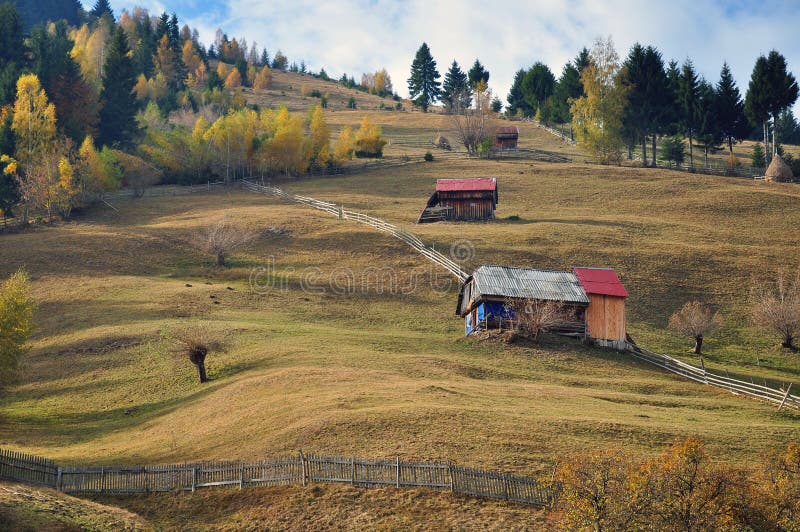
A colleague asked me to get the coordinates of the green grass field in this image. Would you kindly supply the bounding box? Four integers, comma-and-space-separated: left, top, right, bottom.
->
1, 78, 800, 528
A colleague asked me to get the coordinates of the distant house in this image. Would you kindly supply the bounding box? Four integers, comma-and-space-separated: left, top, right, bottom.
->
417, 178, 498, 223
493, 126, 519, 151
456, 265, 629, 348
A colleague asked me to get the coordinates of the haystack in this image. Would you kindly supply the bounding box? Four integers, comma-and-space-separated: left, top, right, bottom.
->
765, 154, 793, 182
434, 135, 451, 150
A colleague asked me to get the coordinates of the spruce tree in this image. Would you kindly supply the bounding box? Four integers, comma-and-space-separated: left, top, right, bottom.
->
0, 2, 24, 106
521, 62, 555, 118
764, 50, 799, 155
678, 60, 700, 169
407, 43, 440, 112
745, 55, 772, 166
467, 59, 489, 88
623, 44, 670, 166
441, 60, 471, 111
90, 0, 114, 20
99, 27, 138, 147
506, 69, 526, 116
551, 62, 582, 124
695, 79, 721, 167
715, 63, 747, 155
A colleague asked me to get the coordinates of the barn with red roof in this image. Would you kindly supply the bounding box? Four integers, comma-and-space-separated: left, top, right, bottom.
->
573, 267, 628, 348
418, 178, 498, 223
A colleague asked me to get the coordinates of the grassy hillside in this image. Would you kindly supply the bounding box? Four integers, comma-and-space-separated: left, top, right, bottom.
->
1, 70, 799, 526
0, 481, 149, 531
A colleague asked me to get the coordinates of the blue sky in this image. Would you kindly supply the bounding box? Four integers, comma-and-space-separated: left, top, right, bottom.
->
82, 1, 800, 105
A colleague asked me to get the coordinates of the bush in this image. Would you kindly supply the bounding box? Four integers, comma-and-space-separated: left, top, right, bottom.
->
424, 152, 433, 162
752, 143, 766, 168
347, 97, 357, 109
310, 89, 322, 98
660, 135, 686, 166
0, 269, 34, 385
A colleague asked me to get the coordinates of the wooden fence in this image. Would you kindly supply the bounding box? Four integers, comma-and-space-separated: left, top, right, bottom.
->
242, 179, 469, 281
0, 448, 559, 507
626, 344, 800, 410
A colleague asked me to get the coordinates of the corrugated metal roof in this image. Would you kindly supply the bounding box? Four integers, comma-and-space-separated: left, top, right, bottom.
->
472, 265, 589, 304
574, 267, 628, 298
436, 178, 496, 192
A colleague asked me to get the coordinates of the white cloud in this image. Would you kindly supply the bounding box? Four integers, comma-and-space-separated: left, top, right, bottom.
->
102, 0, 800, 105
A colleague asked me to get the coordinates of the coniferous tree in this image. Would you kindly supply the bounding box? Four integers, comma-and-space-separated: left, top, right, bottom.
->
99, 27, 138, 147
715, 63, 748, 155
695, 79, 722, 167
678, 60, 700, 169
506, 69, 526, 116
745, 55, 772, 166
623, 44, 670, 166
260, 48, 269, 67
407, 43, 440, 112
441, 60, 471, 111
551, 61, 582, 124
90, 0, 114, 20
664, 60, 682, 133
467, 59, 489, 88
764, 50, 799, 155
13, 0, 83, 30
521, 62, 555, 119
0, 2, 24, 107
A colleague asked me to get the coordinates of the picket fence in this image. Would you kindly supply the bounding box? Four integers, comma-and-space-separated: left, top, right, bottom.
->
0, 448, 559, 507
242, 179, 469, 281
626, 344, 800, 410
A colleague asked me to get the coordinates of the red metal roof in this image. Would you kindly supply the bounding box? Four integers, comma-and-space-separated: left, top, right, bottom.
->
436, 178, 497, 192
573, 267, 628, 298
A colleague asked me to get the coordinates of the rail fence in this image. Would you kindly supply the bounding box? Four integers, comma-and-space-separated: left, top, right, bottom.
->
0, 448, 559, 507
242, 179, 469, 281
626, 344, 800, 410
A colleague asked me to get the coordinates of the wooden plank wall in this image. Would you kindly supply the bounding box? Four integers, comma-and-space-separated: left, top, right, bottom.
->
586, 294, 626, 342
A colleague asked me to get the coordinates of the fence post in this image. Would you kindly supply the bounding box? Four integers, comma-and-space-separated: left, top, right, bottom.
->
396, 457, 400, 488
56, 467, 62, 491
240, 462, 245, 489
191, 466, 196, 492
448, 462, 455, 493
779, 383, 794, 411
351, 457, 355, 485
299, 450, 306, 486
100, 466, 104, 492
503, 474, 509, 501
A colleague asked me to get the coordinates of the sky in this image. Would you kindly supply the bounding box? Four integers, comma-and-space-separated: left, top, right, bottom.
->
82, 0, 800, 105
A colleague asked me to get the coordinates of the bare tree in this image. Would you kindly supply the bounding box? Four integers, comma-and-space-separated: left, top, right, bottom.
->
171, 324, 214, 383
751, 271, 800, 349
450, 81, 494, 156
668, 301, 722, 355
507, 298, 574, 343
193, 216, 259, 266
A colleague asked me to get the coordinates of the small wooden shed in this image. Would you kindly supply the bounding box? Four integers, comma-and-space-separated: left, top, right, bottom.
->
418, 178, 498, 223
456, 265, 589, 336
494, 126, 519, 151
573, 267, 628, 349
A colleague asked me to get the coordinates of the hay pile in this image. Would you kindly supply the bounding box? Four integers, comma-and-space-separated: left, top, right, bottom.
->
765, 155, 793, 182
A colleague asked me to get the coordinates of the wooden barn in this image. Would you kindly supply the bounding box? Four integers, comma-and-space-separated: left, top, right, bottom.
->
456, 266, 589, 336
456, 265, 629, 348
417, 178, 498, 223
573, 267, 628, 349
494, 126, 519, 151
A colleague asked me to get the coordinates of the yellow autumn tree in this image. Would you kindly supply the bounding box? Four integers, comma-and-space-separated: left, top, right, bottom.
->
12, 74, 56, 167
69, 20, 111, 91
224, 68, 242, 90
263, 107, 308, 175
78, 136, 120, 194
307, 105, 330, 170
203, 108, 258, 182
54, 156, 78, 217
570, 36, 629, 164
182, 40, 203, 86
216, 62, 232, 80
333, 125, 355, 161
253, 66, 272, 90
354, 115, 386, 157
